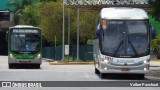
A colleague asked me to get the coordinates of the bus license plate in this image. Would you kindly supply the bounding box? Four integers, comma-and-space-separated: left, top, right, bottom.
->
21, 60, 29, 63
121, 68, 130, 71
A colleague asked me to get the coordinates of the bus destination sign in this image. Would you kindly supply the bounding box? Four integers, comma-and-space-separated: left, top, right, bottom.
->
13, 29, 39, 33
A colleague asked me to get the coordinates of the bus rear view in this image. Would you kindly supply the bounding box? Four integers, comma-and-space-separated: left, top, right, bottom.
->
8, 25, 42, 68
94, 7, 153, 79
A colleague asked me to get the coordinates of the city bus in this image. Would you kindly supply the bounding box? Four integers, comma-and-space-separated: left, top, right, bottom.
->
8, 25, 42, 68
94, 7, 155, 78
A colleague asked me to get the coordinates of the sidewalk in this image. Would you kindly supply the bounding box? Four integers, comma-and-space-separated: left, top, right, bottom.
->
150, 61, 160, 67
149, 61, 160, 77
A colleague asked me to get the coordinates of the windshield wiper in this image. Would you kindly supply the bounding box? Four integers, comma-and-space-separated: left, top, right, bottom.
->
17, 33, 23, 43
128, 40, 138, 57
113, 40, 124, 57
16, 33, 25, 52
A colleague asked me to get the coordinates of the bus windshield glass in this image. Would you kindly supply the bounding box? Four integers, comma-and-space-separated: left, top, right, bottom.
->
10, 29, 40, 52
100, 20, 149, 57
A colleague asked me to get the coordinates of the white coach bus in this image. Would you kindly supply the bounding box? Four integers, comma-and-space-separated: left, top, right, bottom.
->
94, 7, 155, 78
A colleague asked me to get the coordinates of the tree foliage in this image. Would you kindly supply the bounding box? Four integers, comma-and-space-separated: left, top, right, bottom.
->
22, 4, 40, 26
150, 0, 160, 58
40, 0, 57, 2
151, 34, 160, 59
10, 0, 98, 45
39, 1, 63, 44
70, 11, 97, 44
151, 0, 160, 21
8, 0, 38, 24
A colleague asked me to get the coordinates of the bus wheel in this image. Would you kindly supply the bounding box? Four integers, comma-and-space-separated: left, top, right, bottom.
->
137, 74, 145, 79
95, 68, 100, 74
9, 64, 14, 69
100, 73, 106, 78
35, 64, 40, 69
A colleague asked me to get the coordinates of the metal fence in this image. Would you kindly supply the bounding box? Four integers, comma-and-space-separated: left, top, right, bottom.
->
42, 45, 93, 61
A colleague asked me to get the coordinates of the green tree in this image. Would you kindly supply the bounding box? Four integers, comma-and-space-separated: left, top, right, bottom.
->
8, 0, 38, 24
19, 0, 98, 45
79, 11, 98, 44
40, 0, 57, 2
22, 4, 40, 26
70, 10, 98, 44
150, 0, 160, 59
151, 34, 160, 59
151, 0, 160, 21
38, 1, 64, 44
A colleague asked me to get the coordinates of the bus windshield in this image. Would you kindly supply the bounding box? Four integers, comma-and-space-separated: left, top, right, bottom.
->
100, 20, 149, 58
10, 29, 41, 52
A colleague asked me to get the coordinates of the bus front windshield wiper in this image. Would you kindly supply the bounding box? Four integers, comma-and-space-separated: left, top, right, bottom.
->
17, 33, 22, 44
113, 40, 124, 57
128, 40, 138, 57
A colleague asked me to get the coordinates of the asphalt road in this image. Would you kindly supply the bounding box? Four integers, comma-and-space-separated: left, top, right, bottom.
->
0, 56, 160, 90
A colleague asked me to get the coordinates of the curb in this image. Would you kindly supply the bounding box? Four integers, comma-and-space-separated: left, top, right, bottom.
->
150, 66, 160, 67
49, 61, 94, 65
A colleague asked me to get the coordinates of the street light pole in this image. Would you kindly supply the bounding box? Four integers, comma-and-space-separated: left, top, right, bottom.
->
55, 36, 56, 60
68, 8, 70, 45
77, 9, 80, 60
62, 0, 65, 60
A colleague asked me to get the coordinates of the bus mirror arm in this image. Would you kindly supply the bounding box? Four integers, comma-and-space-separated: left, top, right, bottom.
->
150, 25, 156, 39
96, 24, 101, 39
6, 31, 8, 42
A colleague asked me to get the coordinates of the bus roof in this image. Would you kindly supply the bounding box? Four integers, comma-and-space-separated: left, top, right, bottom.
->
100, 7, 148, 20
10, 25, 40, 29
0, 11, 10, 12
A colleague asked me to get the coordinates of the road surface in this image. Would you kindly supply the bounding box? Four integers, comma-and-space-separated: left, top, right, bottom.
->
0, 56, 160, 90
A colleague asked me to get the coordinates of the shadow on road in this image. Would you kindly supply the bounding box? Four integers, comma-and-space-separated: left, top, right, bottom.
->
9, 64, 41, 69
96, 74, 148, 80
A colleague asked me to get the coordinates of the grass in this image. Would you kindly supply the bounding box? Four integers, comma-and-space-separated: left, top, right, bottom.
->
64, 56, 74, 61
64, 56, 93, 62
49, 61, 94, 65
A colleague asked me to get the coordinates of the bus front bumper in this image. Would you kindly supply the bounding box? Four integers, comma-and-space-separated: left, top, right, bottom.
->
99, 63, 150, 74
8, 56, 42, 64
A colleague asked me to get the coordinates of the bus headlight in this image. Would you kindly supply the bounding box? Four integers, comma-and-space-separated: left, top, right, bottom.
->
10, 54, 13, 58
36, 54, 41, 59
143, 60, 147, 64
10, 54, 15, 58
103, 59, 108, 63
139, 60, 149, 64
144, 68, 147, 71
143, 59, 149, 64
102, 59, 109, 63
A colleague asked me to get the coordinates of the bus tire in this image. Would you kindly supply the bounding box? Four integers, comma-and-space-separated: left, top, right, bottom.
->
100, 72, 106, 78
9, 64, 13, 69
95, 68, 100, 74
36, 64, 40, 69
138, 74, 145, 79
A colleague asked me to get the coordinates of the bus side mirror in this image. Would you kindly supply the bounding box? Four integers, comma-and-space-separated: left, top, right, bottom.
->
150, 25, 156, 39
6, 31, 8, 42
96, 23, 102, 39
